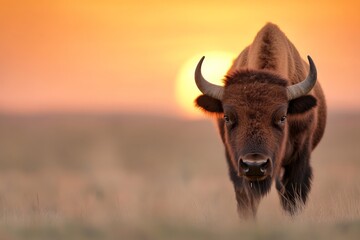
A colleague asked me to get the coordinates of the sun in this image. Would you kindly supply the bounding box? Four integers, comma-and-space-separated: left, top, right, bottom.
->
175, 51, 234, 118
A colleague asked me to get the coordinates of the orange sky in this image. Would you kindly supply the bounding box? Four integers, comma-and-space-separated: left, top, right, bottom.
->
0, 0, 359, 117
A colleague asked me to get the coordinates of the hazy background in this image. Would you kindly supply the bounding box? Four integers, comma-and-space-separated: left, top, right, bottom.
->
1, 0, 360, 115
0, 0, 360, 239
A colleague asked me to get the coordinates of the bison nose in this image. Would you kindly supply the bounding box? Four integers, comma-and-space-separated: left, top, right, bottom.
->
238, 153, 272, 178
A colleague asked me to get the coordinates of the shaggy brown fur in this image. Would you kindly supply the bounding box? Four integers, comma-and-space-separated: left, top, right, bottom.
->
195, 23, 327, 218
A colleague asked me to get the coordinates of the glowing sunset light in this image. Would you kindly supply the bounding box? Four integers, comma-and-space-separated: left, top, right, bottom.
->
175, 52, 234, 118
0, 0, 359, 116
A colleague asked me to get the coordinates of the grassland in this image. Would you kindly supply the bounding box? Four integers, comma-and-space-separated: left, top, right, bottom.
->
0, 112, 359, 239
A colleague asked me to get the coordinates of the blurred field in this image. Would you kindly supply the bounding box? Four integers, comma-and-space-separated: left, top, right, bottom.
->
0, 112, 359, 239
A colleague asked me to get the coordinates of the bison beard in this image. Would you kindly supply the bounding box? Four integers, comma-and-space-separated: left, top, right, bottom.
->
193, 23, 327, 219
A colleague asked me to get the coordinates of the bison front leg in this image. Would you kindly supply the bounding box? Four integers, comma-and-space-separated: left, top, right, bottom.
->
227, 156, 260, 218
234, 185, 260, 219
276, 151, 313, 215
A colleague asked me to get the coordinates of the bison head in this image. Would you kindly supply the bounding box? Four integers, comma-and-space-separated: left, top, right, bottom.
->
194, 56, 317, 195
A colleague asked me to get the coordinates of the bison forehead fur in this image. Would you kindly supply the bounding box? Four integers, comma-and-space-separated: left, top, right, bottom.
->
223, 70, 288, 106
194, 23, 327, 219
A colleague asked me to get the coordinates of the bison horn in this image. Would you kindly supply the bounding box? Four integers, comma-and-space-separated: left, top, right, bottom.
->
287, 56, 317, 100
195, 56, 224, 100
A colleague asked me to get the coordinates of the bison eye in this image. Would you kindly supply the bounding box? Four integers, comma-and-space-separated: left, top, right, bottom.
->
277, 116, 286, 127
273, 114, 287, 130
224, 114, 236, 127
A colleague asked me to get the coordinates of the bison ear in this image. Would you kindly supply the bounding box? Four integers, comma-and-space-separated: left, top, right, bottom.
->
195, 95, 223, 114
288, 95, 317, 115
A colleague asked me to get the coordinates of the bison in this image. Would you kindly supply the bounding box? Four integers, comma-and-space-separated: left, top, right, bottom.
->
194, 23, 326, 218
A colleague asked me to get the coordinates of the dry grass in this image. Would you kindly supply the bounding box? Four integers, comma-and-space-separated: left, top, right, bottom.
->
0, 113, 359, 239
